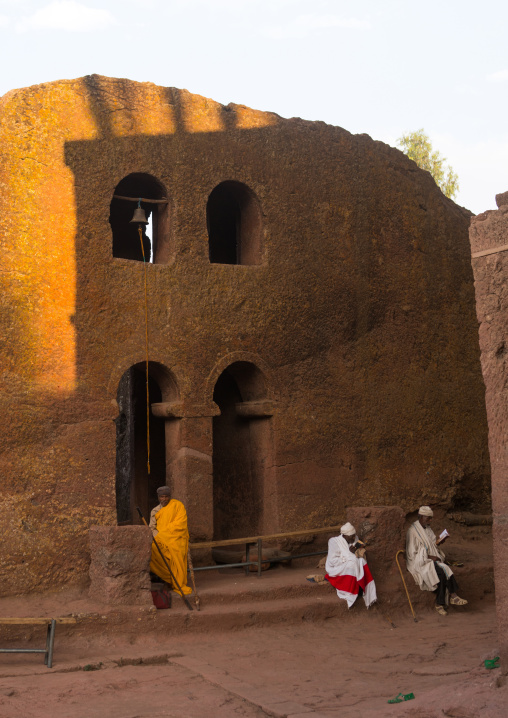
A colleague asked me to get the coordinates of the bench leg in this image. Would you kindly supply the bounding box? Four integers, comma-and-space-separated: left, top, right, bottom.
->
44, 619, 56, 668
245, 543, 251, 576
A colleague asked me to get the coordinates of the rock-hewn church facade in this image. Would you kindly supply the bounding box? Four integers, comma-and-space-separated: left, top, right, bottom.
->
0, 75, 489, 595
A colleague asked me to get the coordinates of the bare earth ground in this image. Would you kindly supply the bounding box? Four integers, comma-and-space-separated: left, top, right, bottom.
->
0, 525, 503, 718
0, 602, 503, 718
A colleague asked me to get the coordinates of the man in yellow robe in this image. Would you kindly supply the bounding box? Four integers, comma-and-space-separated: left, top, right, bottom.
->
149, 486, 192, 595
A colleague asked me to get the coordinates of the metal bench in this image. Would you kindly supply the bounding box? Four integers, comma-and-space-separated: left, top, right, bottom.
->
0, 617, 77, 668
190, 525, 342, 577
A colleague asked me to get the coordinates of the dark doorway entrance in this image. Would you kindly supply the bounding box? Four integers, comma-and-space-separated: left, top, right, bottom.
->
115, 364, 167, 524
212, 362, 271, 540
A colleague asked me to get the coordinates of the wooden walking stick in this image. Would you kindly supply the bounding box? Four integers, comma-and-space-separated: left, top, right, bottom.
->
137, 507, 193, 611
187, 550, 201, 611
396, 550, 417, 622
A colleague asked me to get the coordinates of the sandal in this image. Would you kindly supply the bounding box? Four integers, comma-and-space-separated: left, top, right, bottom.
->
388, 692, 415, 704
449, 596, 468, 606
485, 657, 500, 670
306, 574, 326, 584
435, 605, 447, 616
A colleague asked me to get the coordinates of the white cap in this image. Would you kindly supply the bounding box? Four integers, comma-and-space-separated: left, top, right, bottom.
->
340, 522, 356, 536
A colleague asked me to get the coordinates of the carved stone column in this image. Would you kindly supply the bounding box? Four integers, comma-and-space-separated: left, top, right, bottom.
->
151, 402, 219, 542
470, 191, 508, 668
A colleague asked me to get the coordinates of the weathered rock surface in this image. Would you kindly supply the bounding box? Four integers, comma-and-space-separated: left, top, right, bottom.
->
347, 505, 406, 580
0, 75, 490, 595
470, 191, 508, 667
88, 526, 152, 605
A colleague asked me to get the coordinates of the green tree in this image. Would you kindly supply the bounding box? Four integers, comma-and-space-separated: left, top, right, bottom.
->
397, 129, 459, 200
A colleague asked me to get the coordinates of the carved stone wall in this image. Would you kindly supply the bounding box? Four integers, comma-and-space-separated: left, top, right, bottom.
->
0, 75, 490, 595
470, 191, 508, 664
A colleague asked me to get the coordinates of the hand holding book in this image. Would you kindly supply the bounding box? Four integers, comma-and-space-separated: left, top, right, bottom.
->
436, 529, 449, 545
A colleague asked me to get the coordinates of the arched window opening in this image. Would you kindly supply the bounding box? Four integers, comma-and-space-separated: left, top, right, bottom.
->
110, 173, 168, 263
207, 181, 263, 265
115, 362, 178, 524
212, 362, 271, 540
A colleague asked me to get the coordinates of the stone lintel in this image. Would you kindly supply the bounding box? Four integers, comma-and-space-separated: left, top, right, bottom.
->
235, 400, 276, 418
151, 402, 220, 418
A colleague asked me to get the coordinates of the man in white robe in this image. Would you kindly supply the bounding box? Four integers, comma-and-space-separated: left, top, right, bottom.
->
325, 522, 377, 608
406, 506, 467, 616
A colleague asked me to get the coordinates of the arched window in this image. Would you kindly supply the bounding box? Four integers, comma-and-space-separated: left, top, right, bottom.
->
110, 173, 169, 263
207, 181, 263, 265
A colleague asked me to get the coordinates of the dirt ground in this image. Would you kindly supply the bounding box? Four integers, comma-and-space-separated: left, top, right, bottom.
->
0, 597, 504, 718
0, 522, 501, 717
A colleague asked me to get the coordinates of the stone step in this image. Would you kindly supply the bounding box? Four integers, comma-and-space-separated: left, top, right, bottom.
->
0, 559, 493, 649
183, 565, 333, 606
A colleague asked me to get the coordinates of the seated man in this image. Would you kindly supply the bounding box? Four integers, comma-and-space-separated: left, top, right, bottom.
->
149, 486, 192, 595
406, 505, 467, 616
325, 522, 377, 608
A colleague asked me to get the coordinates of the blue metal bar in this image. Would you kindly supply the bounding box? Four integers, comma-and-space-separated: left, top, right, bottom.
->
0, 649, 46, 654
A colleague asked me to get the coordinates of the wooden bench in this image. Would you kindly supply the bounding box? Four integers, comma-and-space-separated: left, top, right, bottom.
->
0, 617, 77, 668
190, 525, 342, 577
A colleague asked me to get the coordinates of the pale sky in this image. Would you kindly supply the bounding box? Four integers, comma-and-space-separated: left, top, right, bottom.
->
0, 0, 506, 214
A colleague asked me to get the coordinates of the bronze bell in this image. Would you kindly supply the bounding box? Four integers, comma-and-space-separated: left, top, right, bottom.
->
130, 205, 148, 224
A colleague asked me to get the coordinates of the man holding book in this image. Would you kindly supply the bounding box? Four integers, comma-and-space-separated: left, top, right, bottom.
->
406, 506, 467, 616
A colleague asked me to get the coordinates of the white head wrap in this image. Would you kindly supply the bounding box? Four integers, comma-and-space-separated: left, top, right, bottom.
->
340, 522, 356, 536
418, 506, 433, 517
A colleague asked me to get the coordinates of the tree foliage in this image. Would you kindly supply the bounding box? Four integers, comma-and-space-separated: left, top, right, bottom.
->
397, 129, 459, 200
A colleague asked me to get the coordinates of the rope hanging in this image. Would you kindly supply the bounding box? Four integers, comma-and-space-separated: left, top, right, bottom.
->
137, 215, 151, 475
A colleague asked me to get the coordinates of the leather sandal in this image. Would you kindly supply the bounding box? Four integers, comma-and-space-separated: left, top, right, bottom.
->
449, 596, 468, 606
435, 605, 447, 616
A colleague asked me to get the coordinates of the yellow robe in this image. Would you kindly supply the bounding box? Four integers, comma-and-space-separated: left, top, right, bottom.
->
150, 500, 192, 595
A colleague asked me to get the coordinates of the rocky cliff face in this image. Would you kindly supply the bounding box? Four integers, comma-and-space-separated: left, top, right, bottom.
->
0, 75, 490, 595
470, 191, 508, 662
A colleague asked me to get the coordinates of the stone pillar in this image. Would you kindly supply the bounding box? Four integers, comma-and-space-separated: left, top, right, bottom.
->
89, 526, 152, 606
152, 401, 218, 542
346, 506, 406, 585
470, 191, 508, 668
172, 416, 214, 540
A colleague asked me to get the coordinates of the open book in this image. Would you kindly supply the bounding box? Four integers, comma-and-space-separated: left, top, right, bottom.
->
436, 529, 449, 545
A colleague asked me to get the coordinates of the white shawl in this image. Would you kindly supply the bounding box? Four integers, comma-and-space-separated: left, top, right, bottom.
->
325, 535, 361, 577
406, 520, 452, 592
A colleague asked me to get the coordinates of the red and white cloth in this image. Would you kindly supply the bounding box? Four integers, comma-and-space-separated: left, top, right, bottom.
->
325, 535, 377, 608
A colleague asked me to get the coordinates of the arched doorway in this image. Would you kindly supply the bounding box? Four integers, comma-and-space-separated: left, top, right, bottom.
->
212, 362, 272, 540
115, 362, 178, 524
